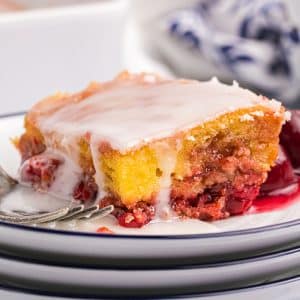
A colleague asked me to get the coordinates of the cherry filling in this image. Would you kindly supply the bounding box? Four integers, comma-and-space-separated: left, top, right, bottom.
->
20, 153, 98, 202
280, 110, 300, 169
20, 154, 62, 190
171, 173, 262, 220
171, 137, 267, 219
226, 184, 259, 215
117, 209, 152, 228
96, 226, 115, 234
73, 175, 98, 202
114, 203, 155, 228
258, 110, 300, 199
100, 197, 155, 228
254, 110, 300, 211
259, 145, 297, 196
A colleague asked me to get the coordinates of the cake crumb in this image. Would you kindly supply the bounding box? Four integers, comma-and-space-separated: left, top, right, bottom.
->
143, 74, 157, 83
265, 99, 282, 113
232, 80, 239, 87
186, 135, 196, 141
284, 110, 291, 121
240, 114, 254, 122
211, 76, 220, 83
251, 111, 264, 117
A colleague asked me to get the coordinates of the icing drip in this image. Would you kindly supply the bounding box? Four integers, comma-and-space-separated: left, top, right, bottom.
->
152, 140, 181, 220
49, 153, 81, 199
89, 136, 106, 200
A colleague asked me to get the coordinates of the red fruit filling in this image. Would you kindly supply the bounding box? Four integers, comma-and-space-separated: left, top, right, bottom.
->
280, 110, 300, 169
253, 179, 300, 213
118, 211, 149, 228
20, 154, 98, 202
260, 145, 297, 196
171, 141, 265, 220
73, 175, 98, 202
20, 154, 62, 190
96, 226, 114, 234
100, 197, 155, 228
226, 184, 259, 215
172, 172, 262, 220
116, 204, 155, 228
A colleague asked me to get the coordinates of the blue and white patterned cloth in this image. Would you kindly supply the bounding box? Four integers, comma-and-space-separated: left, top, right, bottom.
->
165, 0, 300, 103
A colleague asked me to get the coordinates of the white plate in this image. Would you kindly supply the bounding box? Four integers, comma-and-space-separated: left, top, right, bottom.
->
1, 276, 300, 300
1, 114, 300, 267
1, 247, 300, 297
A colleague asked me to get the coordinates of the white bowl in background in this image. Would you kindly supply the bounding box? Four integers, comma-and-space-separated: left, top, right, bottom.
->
0, 0, 128, 114
6, 0, 105, 10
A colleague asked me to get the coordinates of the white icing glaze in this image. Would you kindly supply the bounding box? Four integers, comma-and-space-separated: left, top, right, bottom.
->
49, 154, 82, 199
37, 77, 281, 152
0, 187, 69, 214
31, 76, 283, 219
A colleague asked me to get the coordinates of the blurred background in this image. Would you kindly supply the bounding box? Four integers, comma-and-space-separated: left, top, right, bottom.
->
0, 0, 300, 115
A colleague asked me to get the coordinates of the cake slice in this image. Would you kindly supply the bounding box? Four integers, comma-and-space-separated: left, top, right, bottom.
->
14, 71, 286, 227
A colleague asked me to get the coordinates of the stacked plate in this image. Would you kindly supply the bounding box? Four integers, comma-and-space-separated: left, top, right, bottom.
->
1, 114, 300, 299
1, 221, 300, 299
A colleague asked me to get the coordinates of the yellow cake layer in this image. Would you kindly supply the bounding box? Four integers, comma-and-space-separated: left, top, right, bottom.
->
97, 105, 283, 206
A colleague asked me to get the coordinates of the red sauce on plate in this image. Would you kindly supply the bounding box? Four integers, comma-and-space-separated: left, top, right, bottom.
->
252, 181, 300, 213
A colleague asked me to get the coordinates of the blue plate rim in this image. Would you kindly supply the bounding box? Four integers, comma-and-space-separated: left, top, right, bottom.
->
1, 111, 300, 240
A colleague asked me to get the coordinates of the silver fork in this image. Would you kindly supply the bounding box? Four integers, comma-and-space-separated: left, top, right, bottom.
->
0, 166, 114, 225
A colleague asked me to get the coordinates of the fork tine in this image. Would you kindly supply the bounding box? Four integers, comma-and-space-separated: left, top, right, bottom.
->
61, 204, 100, 221
0, 165, 17, 197
77, 204, 100, 219
12, 210, 49, 216
0, 204, 114, 225
0, 166, 18, 186
79, 205, 114, 220
0, 207, 70, 224
0, 164, 114, 225
55, 205, 85, 222
30, 208, 70, 224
